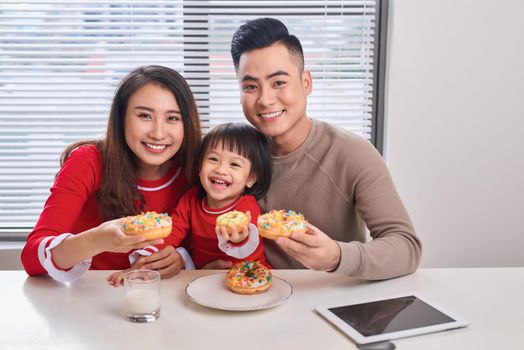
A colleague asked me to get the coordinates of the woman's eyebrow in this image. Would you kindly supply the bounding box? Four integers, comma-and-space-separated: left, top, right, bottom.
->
134, 106, 181, 114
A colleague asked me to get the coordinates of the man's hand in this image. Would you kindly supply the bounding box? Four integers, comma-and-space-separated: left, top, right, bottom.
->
276, 222, 341, 271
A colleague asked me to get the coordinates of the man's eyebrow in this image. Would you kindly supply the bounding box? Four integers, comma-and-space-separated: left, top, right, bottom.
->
241, 74, 258, 83
241, 70, 291, 83
267, 70, 290, 79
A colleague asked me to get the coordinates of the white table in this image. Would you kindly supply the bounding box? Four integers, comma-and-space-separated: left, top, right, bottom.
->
1, 268, 522, 350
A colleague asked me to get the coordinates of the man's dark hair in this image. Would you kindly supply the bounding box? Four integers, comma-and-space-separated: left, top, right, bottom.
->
231, 17, 304, 71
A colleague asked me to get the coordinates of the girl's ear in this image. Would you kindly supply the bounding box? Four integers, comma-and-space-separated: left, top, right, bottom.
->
246, 175, 257, 188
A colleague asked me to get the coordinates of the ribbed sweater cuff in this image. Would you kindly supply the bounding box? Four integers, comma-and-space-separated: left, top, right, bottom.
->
331, 241, 363, 276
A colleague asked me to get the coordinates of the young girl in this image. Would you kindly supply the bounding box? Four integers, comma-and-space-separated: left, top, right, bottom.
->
21, 65, 201, 282
108, 122, 272, 285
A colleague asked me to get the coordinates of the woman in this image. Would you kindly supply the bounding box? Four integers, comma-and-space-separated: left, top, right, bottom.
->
21, 65, 201, 282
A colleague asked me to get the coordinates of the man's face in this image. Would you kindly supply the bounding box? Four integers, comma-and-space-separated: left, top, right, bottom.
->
236, 43, 312, 141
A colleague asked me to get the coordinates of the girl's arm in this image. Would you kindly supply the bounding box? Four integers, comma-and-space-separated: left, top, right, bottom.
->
216, 196, 263, 260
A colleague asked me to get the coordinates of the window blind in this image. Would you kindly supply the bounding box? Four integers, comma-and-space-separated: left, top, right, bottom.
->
0, 0, 379, 236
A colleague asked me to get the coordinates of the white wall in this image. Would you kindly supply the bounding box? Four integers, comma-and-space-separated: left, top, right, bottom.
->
386, 0, 524, 267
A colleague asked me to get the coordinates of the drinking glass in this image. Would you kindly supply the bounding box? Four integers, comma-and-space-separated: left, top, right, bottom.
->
123, 269, 161, 322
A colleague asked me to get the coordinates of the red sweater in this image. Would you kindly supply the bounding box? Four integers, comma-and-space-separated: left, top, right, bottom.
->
166, 187, 266, 269
21, 145, 189, 275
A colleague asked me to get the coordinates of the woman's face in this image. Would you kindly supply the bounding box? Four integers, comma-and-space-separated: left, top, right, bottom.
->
124, 83, 184, 179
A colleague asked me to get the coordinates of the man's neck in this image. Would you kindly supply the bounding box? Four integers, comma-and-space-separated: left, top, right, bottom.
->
272, 117, 312, 156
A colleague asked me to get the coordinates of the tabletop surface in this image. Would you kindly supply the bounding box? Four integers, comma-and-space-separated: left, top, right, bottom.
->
1, 268, 523, 350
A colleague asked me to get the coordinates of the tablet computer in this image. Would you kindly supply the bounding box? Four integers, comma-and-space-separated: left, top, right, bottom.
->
316, 293, 469, 344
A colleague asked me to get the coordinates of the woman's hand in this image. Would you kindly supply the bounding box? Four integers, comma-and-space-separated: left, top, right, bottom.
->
93, 218, 165, 254
106, 246, 183, 287
131, 246, 184, 279
215, 211, 251, 243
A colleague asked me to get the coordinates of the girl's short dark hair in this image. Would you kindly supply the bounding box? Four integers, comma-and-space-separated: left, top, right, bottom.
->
231, 17, 304, 71
197, 123, 272, 200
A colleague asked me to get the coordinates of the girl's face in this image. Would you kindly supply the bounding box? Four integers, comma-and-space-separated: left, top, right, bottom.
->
199, 142, 256, 209
124, 83, 184, 180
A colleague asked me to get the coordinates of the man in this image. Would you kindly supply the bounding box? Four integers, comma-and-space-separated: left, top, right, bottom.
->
230, 18, 421, 280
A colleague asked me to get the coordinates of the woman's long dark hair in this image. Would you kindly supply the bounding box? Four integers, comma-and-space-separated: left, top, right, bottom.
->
61, 66, 201, 220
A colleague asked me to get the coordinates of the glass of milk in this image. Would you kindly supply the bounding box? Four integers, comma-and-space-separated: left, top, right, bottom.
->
123, 269, 161, 322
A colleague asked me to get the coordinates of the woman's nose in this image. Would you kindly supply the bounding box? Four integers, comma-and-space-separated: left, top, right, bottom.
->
149, 120, 165, 139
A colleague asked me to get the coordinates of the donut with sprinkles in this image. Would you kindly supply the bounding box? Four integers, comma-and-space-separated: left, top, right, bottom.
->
121, 211, 172, 240
216, 210, 249, 235
257, 209, 307, 240
226, 261, 272, 295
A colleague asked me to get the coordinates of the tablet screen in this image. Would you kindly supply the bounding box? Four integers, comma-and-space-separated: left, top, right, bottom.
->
328, 295, 456, 337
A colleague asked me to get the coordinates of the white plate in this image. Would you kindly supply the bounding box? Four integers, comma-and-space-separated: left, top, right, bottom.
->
185, 273, 293, 311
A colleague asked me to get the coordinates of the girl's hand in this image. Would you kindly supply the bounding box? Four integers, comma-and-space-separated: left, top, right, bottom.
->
215, 211, 251, 243
107, 268, 132, 287
93, 218, 164, 254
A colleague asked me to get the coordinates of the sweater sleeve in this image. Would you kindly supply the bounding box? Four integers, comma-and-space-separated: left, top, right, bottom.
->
21, 146, 101, 276
164, 187, 196, 248
333, 139, 422, 280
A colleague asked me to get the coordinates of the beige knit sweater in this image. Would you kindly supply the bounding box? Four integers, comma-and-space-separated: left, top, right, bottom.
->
259, 119, 422, 280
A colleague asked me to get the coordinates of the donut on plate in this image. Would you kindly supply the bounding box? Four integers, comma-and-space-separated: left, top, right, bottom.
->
216, 210, 249, 234
225, 261, 272, 295
257, 209, 307, 240
122, 211, 172, 240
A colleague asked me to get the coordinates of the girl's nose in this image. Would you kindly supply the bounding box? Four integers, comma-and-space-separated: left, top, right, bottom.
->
214, 162, 227, 174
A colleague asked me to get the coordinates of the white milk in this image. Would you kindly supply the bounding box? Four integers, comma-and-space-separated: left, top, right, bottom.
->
124, 289, 160, 314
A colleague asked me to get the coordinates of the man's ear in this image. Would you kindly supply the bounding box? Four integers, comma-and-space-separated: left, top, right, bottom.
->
302, 70, 313, 95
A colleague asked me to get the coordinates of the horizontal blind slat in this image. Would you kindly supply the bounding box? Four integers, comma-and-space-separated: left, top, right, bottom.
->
0, 0, 378, 231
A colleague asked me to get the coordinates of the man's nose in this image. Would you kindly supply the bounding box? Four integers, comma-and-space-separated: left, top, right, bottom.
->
257, 86, 276, 107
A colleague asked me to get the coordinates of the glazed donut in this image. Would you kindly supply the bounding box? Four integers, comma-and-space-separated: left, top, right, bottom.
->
216, 210, 249, 234
226, 261, 272, 295
122, 211, 172, 240
257, 209, 307, 240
